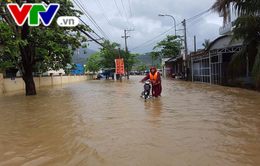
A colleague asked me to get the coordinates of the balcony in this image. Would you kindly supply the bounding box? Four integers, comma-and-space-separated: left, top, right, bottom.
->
219, 22, 232, 35
219, 11, 224, 17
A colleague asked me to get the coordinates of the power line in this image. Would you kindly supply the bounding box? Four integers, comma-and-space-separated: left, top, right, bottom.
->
128, 0, 134, 29
187, 12, 211, 29
94, 0, 120, 38
131, 9, 212, 51
187, 12, 208, 25
114, 0, 129, 29
121, 0, 131, 28
73, 0, 110, 41
186, 9, 210, 22
75, 0, 108, 40
78, 0, 106, 40
132, 26, 183, 50
131, 23, 182, 51
42, 0, 106, 48
53, 0, 106, 41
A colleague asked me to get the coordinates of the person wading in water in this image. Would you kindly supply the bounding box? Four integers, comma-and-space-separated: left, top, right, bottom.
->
140, 67, 162, 97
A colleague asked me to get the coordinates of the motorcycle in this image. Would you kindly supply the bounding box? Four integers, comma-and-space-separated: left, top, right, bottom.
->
140, 80, 152, 102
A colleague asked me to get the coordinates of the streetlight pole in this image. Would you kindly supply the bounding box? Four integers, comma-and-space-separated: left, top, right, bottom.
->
158, 13, 176, 36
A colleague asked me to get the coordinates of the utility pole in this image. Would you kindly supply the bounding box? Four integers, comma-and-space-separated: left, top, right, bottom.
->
118, 48, 122, 82
194, 36, 196, 54
192, 35, 196, 82
182, 19, 188, 81
77, 48, 79, 64
122, 29, 134, 79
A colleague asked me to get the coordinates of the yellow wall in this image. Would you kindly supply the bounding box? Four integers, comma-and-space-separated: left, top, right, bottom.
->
0, 74, 95, 93
3, 77, 24, 92
62, 76, 68, 84
0, 73, 4, 93
41, 77, 52, 87
53, 76, 61, 85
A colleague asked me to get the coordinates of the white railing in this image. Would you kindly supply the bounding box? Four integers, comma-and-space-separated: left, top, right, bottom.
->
219, 22, 232, 35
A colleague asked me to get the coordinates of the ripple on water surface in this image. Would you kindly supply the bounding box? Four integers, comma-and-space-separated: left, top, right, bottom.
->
0, 77, 260, 166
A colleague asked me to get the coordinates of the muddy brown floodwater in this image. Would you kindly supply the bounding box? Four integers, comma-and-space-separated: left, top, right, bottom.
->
0, 76, 260, 166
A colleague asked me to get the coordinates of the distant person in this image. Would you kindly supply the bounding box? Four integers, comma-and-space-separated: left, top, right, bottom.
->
140, 67, 162, 97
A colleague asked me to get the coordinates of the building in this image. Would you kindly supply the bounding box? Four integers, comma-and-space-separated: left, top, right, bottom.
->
161, 58, 171, 77
191, 35, 244, 85
162, 49, 186, 78
219, 3, 238, 35
166, 55, 184, 75
189, 5, 256, 86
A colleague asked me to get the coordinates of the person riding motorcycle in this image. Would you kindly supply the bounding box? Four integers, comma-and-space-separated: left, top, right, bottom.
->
140, 67, 162, 97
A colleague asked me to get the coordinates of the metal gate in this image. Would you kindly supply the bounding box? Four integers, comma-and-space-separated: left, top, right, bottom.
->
210, 53, 222, 85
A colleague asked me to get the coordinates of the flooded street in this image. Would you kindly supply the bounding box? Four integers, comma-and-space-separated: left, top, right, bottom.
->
0, 76, 260, 166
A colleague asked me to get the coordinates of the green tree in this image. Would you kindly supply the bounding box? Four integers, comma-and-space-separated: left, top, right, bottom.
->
149, 51, 161, 66
122, 48, 140, 79
202, 39, 211, 48
154, 64, 161, 70
0, 0, 89, 95
153, 35, 183, 58
98, 40, 120, 68
97, 40, 140, 79
136, 64, 148, 72
212, 0, 260, 89
84, 53, 101, 73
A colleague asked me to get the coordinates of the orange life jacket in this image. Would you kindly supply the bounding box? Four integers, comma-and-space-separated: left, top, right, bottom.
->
150, 71, 160, 85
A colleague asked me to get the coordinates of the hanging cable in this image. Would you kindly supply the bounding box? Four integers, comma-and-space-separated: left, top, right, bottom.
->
128, 0, 134, 29
114, 0, 129, 29
131, 23, 182, 51
73, 0, 110, 41
121, 0, 131, 28
94, 0, 120, 38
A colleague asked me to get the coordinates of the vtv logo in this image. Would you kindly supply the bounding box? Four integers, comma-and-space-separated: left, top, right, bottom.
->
7, 3, 78, 27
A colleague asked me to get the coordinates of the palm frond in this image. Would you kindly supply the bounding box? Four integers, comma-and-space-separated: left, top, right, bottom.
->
252, 45, 260, 90
231, 14, 260, 64
229, 46, 247, 76
235, 0, 260, 15
211, 0, 240, 23
211, 0, 260, 23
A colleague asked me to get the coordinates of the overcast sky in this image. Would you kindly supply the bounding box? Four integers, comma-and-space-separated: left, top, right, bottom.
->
73, 0, 223, 54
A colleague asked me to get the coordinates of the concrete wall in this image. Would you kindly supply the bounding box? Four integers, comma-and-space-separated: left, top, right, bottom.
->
0, 73, 4, 93
0, 74, 97, 93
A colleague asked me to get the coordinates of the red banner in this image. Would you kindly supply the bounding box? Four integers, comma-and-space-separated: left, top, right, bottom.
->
115, 59, 124, 74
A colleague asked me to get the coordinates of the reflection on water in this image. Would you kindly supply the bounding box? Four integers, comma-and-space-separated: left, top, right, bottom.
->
0, 77, 260, 166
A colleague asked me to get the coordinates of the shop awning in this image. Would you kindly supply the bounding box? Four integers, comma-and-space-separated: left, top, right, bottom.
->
167, 58, 177, 62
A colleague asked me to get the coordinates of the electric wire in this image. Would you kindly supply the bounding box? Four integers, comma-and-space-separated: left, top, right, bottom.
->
128, 0, 134, 29
73, 0, 110, 41
131, 9, 212, 51
121, 0, 131, 28
131, 23, 182, 51
114, 0, 129, 29
94, 0, 121, 38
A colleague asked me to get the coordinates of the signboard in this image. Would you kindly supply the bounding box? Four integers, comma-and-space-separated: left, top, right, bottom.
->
115, 59, 124, 74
